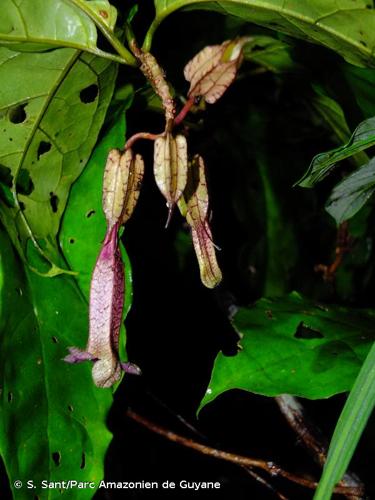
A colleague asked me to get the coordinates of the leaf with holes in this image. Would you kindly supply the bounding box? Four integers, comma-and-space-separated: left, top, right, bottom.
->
0, 226, 113, 500
0, 47, 117, 274
152, 1, 375, 68
0, 0, 117, 53
326, 157, 375, 223
200, 293, 375, 410
298, 116, 375, 187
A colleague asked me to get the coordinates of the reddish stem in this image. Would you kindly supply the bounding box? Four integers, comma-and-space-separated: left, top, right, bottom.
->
174, 96, 196, 126
125, 131, 164, 150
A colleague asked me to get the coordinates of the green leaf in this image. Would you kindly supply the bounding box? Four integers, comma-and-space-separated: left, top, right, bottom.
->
314, 341, 375, 500
200, 293, 375, 409
0, 0, 117, 53
298, 116, 375, 187
257, 153, 297, 296
326, 157, 375, 223
308, 85, 352, 146
342, 64, 375, 118
0, 225, 113, 499
149, 0, 375, 68
0, 47, 117, 274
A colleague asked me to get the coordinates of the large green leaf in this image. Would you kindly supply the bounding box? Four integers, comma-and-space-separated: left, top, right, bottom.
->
298, 116, 375, 187
0, 226, 113, 499
0, 46, 117, 274
149, 0, 375, 68
314, 341, 375, 499
0, 0, 117, 53
200, 293, 375, 409
326, 156, 375, 223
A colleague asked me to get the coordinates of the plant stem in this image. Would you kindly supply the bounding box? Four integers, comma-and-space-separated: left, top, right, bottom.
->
67, 0, 138, 66
125, 131, 164, 150
126, 409, 363, 496
174, 96, 196, 126
275, 395, 363, 498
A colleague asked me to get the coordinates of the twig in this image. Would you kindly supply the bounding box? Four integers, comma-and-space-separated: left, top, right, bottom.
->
275, 395, 327, 465
144, 390, 287, 499
241, 466, 289, 500
275, 395, 364, 499
314, 221, 353, 282
126, 409, 363, 496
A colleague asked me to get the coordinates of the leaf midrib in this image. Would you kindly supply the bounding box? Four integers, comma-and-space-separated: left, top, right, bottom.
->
10, 49, 81, 252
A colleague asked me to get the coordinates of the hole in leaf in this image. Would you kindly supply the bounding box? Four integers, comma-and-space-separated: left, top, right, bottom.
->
68, 405, 74, 412
9, 104, 27, 124
80, 452, 86, 469
7, 392, 13, 403
294, 322, 324, 339
37, 141, 51, 160
0, 165, 13, 187
19, 201, 25, 211
17, 169, 34, 195
69, 238, 75, 244
86, 209, 96, 218
52, 452, 61, 466
49, 192, 58, 213
52, 336, 58, 344
80, 84, 99, 103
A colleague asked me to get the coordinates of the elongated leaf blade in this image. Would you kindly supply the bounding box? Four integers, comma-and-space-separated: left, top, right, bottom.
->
298, 116, 375, 187
0, 47, 117, 272
0, 0, 117, 52
0, 227, 113, 499
314, 341, 375, 500
154, 1, 375, 68
200, 293, 375, 410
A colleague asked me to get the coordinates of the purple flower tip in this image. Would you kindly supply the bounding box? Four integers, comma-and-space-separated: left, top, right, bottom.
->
121, 362, 142, 376
63, 347, 97, 364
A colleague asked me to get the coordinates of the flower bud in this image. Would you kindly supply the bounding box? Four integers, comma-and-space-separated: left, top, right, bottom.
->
154, 133, 187, 225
